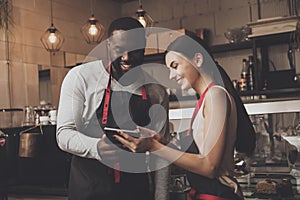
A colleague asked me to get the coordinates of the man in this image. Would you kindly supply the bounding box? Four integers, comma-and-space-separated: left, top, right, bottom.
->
56, 17, 170, 200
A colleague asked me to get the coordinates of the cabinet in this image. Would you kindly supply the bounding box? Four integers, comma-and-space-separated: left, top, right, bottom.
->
211, 31, 300, 99
0, 125, 70, 195
144, 30, 300, 102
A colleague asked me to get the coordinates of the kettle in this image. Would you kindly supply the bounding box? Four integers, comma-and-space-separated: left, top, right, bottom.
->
22, 106, 34, 126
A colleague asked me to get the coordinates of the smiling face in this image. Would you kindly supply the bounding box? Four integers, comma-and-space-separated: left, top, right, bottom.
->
165, 51, 201, 91
109, 30, 145, 80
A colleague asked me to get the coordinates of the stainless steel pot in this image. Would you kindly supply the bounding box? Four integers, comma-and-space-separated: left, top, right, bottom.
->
18, 132, 42, 158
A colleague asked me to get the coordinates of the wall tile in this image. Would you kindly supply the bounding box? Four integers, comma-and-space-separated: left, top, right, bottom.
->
0, 84, 10, 108
181, 13, 214, 35
24, 63, 39, 106
172, 1, 185, 19
195, 0, 211, 14
10, 4, 21, 26
9, 25, 23, 44
9, 42, 23, 62
121, 1, 137, 17
151, 0, 173, 21
10, 62, 26, 108
12, 0, 36, 11
0, 41, 6, 60
0, 61, 10, 108
50, 67, 69, 107
0, 29, 5, 42
182, 0, 198, 17
21, 27, 43, 47
62, 36, 94, 55
22, 45, 51, 65
220, 0, 249, 10
215, 7, 249, 37
156, 19, 181, 30
207, 0, 221, 13
18, 8, 49, 31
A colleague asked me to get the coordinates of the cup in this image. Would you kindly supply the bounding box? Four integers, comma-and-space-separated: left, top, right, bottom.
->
48, 110, 57, 125
39, 116, 49, 125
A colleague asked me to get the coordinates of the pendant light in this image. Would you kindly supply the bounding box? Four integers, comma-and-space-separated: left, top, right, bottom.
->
136, 0, 154, 27
40, 0, 64, 53
81, 0, 105, 44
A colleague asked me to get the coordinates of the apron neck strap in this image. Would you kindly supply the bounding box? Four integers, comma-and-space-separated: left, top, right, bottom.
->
102, 63, 112, 125
187, 82, 215, 136
101, 63, 147, 125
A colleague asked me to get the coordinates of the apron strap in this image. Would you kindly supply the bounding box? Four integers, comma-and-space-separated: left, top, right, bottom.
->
189, 188, 231, 200
102, 64, 147, 125
187, 82, 215, 136
102, 64, 112, 125
101, 63, 147, 183
142, 86, 147, 100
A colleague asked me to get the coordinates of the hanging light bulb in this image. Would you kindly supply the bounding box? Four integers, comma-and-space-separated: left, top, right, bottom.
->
81, 14, 105, 44
136, 0, 154, 27
40, 0, 64, 53
137, 14, 147, 27
88, 24, 98, 36
81, 0, 105, 44
48, 32, 57, 44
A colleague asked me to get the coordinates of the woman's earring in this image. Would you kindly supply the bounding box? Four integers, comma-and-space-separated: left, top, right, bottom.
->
194, 53, 203, 68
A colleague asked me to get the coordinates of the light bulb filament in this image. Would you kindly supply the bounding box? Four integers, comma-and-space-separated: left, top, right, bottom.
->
89, 24, 98, 36
48, 33, 57, 44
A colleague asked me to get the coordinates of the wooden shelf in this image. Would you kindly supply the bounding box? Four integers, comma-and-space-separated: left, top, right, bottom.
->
253, 31, 293, 47
210, 40, 253, 53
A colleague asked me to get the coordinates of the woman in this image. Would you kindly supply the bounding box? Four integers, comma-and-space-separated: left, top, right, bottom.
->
115, 35, 251, 200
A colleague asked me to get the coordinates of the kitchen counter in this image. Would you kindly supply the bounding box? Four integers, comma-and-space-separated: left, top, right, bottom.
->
242, 186, 300, 200
0, 125, 71, 196
169, 97, 300, 119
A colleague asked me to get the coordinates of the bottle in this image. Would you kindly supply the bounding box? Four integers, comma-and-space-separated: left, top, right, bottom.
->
248, 56, 254, 91
254, 115, 271, 163
239, 59, 248, 92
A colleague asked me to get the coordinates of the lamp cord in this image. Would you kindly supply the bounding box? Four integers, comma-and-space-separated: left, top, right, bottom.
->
90, 0, 95, 15
50, 0, 53, 26
4, 0, 12, 109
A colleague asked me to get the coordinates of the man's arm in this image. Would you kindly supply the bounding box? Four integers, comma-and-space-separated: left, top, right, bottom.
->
56, 68, 101, 160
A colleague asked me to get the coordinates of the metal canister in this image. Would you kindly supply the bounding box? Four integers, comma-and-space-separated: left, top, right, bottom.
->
18, 132, 42, 158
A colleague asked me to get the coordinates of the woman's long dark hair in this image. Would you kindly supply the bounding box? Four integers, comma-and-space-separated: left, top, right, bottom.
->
167, 35, 256, 155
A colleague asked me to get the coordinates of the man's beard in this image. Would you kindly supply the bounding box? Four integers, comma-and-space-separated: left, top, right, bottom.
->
112, 57, 143, 80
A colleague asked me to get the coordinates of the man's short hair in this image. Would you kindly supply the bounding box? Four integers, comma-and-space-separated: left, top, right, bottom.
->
108, 17, 144, 36
108, 17, 146, 50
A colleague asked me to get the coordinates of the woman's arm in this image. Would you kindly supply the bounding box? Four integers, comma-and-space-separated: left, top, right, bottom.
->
146, 83, 170, 200
115, 87, 231, 179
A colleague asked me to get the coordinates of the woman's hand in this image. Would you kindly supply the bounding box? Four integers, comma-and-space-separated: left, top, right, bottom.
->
114, 126, 161, 153
97, 134, 120, 162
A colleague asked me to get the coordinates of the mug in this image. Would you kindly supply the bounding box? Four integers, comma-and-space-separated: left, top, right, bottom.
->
39, 116, 49, 125
48, 110, 57, 125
